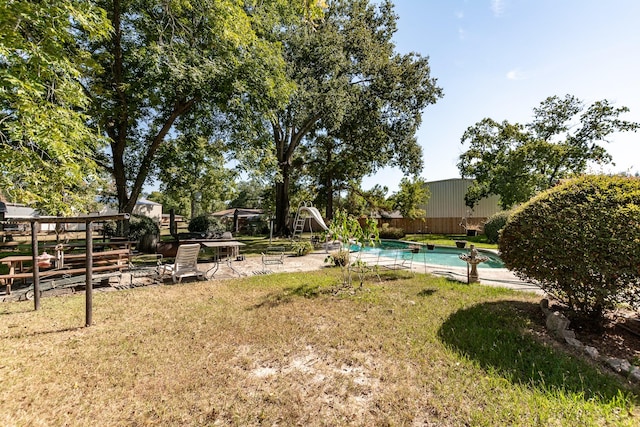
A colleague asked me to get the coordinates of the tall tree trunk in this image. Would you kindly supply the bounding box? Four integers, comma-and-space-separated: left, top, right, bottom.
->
325, 148, 333, 220
275, 163, 291, 235
272, 112, 321, 235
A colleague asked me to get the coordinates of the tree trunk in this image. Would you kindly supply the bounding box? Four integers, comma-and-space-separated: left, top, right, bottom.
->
325, 170, 333, 220
275, 164, 291, 235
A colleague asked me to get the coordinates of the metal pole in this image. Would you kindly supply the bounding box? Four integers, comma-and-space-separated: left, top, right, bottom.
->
466, 261, 470, 284
269, 217, 274, 244
31, 221, 40, 310
85, 221, 93, 326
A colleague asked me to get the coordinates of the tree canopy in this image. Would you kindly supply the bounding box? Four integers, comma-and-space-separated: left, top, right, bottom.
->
256, 0, 442, 233
155, 134, 236, 218
79, 0, 317, 214
0, 1, 110, 214
458, 95, 639, 209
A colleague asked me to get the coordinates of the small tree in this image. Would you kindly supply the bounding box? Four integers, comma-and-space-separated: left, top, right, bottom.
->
325, 209, 379, 287
499, 175, 640, 322
390, 176, 430, 219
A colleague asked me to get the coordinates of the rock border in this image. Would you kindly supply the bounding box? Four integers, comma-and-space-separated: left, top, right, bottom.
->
540, 298, 640, 383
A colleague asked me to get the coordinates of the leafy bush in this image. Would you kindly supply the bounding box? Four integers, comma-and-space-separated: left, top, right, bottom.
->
325, 250, 349, 267
128, 214, 159, 241
102, 220, 117, 237
188, 214, 224, 235
378, 223, 405, 239
291, 240, 314, 256
483, 211, 511, 243
499, 175, 640, 321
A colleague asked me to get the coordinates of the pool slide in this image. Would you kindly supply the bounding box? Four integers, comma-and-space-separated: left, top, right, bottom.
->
298, 206, 329, 230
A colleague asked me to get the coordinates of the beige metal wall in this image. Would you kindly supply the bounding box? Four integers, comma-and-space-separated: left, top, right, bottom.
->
423, 178, 501, 218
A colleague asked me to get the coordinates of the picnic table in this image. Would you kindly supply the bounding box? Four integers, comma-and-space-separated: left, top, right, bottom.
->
43, 240, 133, 252
199, 240, 246, 278
0, 255, 33, 294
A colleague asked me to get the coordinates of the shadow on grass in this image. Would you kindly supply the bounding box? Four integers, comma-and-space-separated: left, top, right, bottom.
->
0, 306, 36, 316
417, 288, 437, 297
437, 300, 637, 402
250, 283, 329, 309
5, 326, 85, 338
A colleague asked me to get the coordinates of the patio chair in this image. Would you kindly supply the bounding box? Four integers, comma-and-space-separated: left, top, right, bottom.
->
349, 248, 381, 284
258, 246, 286, 274
159, 243, 204, 283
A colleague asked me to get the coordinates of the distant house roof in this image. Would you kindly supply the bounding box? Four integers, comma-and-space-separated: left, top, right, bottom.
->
136, 198, 161, 206
1, 202, 39, 218
212, 208, 263, 219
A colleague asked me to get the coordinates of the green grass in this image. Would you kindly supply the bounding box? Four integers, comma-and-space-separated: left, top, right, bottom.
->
404, 233, 498, 249
0, 269, 636, 426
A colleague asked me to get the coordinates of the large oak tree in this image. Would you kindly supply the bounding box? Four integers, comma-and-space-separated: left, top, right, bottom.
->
80, 0, 315, 214
263, 0, 442, 233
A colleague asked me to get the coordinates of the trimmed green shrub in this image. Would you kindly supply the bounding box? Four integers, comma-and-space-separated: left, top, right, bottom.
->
499, 175, 640, 321
378, 223, 405, 239
128, 214, 159, 241
128, 215, 160, 253
188, 214, 224, 235
483, 210, 511, 243
291, 240, 314, 256
102, 220, 117, 237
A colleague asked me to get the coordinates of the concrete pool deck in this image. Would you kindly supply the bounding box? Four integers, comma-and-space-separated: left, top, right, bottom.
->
209, 251, 544, 296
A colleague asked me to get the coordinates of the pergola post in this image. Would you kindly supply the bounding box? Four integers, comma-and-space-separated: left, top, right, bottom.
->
6, 213, 129, 326
31, 221, 40, 310
85, 221, 94, 326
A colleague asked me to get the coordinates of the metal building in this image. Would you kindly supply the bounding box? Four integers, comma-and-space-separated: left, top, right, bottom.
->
422, 178, 502, 234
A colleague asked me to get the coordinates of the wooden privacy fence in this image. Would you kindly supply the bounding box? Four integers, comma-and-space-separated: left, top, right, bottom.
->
359, 217, 488, 235
292, 214, 488, 235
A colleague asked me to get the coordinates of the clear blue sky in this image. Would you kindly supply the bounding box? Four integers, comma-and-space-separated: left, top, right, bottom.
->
363, 0, 640, 194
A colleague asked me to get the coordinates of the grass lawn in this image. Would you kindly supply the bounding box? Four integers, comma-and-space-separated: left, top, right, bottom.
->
405, 233, 499, 249
1, 268, 637, 426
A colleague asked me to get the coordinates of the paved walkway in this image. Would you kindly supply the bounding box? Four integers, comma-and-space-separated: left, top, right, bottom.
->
1, 251, 543, 300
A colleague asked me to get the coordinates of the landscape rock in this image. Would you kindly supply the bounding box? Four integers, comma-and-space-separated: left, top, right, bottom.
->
605, 357, 631, 374
629, 366, 640, 382
584, 346, 600, 360
564, 337, 583, 349
546, 311, 571, 336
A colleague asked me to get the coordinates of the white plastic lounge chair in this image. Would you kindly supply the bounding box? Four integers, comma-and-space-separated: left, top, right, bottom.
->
160, 243, 204, 283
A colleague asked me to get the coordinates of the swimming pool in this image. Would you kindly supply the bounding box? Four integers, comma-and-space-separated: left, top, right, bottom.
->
351, 240, 505, 269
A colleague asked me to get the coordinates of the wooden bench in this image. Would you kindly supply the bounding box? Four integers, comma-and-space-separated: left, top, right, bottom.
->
0, 241, 20, 251
58, 249, 130, 269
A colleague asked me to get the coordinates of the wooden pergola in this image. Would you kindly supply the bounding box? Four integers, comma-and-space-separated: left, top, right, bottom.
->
3, 213, 129, 326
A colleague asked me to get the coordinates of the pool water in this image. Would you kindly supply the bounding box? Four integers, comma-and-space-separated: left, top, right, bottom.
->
351, 240, 505, 269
